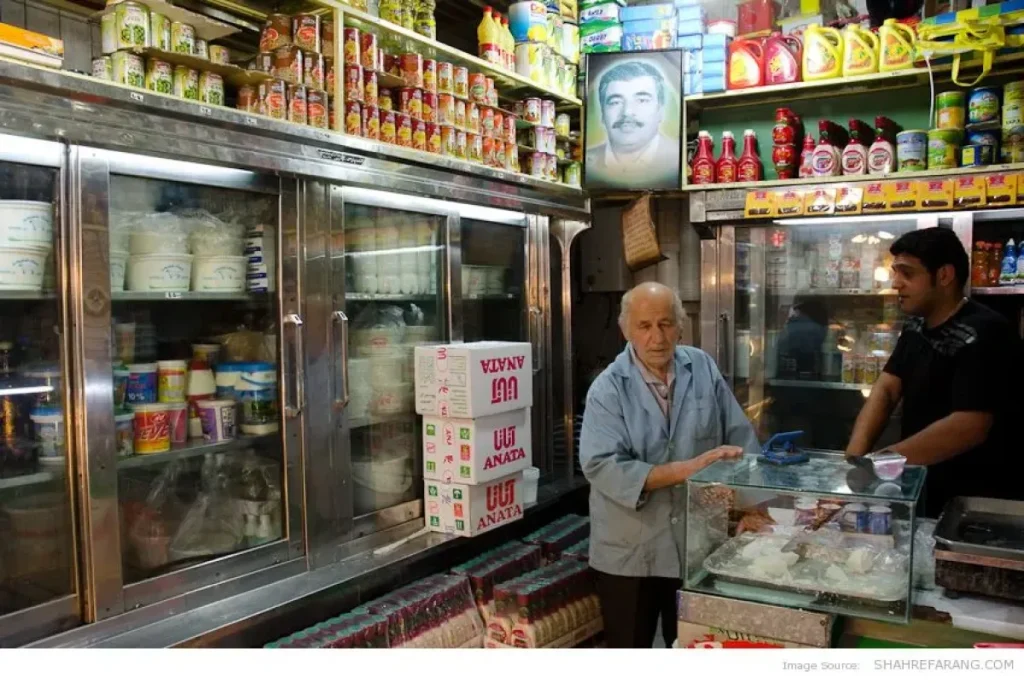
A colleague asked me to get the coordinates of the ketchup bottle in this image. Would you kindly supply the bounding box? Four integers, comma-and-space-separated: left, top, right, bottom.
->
716, 131, 738, 184
691, 130, 716, 185
798, 134, 816, 178
736, 129, 763, 182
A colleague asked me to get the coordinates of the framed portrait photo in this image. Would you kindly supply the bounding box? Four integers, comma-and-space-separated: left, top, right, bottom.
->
583, 49, 684, 192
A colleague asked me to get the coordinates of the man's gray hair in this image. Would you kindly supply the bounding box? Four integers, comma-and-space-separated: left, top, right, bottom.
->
618, 285, 686, 329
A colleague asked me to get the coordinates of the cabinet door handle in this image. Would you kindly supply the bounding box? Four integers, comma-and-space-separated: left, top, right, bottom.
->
283, 313, 305, 417
331, 310, 350, 410
718, 311, 732, 381
530, 306, 543, 373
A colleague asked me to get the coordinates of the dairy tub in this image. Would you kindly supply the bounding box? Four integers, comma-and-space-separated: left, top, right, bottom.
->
110, 250, 129, 291
192, 255, 246, 292
126, 254, 192, 292
197, 399, 237, 442
0, 200, 53, 248
0, 245, 50, 290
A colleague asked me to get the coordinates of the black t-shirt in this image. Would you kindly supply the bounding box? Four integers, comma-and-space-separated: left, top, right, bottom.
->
884, 299, 1022, 518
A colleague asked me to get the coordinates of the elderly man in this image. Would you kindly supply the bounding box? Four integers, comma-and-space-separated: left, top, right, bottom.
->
579, 283, 760, 648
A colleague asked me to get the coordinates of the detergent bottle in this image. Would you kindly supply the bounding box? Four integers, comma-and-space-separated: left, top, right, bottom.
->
763, 32, 801, 85
879, 19, 915, 72
842, 24, 879, 76
728, 38, 764, 90
802, 24, 843, 81
478, 6, 501, 65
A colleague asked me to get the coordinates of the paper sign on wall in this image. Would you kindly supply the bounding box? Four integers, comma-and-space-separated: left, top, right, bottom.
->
620, 194, 666, 272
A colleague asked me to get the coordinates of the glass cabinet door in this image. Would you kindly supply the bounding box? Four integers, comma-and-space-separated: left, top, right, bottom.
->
0, 144, 78, 642
459, 213, 528, 343
340, 195, 448, 520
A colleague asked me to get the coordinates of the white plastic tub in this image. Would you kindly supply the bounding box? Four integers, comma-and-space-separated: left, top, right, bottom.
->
126, 253, 192, 292
110, 250, 129, 291
191, 255, 246, 292
0, 245, 50, 290
523, 466, 539, 506
0, 200, 53, 248
129, 230, 189, 255
191, 233, 242, 256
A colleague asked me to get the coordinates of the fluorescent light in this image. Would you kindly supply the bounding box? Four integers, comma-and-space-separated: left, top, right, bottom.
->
774, 215, 936, 225
874, 267, 890, 283
0, 385, 55, 397
878, 230, 895, 239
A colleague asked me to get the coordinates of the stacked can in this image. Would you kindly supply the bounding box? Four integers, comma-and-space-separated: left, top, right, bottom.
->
1002, 81, 1024, 163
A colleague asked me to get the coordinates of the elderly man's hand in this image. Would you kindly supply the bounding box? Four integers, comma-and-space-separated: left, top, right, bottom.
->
698, 445, 744, 467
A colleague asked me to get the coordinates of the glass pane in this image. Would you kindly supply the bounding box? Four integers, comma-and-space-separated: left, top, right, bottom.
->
0, 160, 76, 612
751, 219, 918, 451
344, 204, 446, 517
462, 219, 526, 343
108, 174, 284, 583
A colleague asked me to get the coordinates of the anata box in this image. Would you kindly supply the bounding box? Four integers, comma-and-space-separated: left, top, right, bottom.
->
414, 342, 532, 418
423, 408, 531, 484
675, 621, 810, 649
425, 471, 524, 537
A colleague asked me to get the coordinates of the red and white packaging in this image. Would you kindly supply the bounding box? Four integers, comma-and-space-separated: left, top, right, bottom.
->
422, 408, 531, 484
425, 471, 524, 537
414, 342, 532, 418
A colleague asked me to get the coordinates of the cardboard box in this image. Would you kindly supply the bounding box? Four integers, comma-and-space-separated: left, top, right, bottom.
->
423, 408, 531, 484
425, 471, 524, 537
414, 342, 532, 418
676, 621, 811, 648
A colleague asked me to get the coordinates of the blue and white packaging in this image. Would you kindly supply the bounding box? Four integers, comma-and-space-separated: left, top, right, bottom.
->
623, 31, 676, 51
702, 33, 730, 50
673, 0, 702, 6
676, 5, 706, 22
579, 3, 623, 24
683, 73, 702, 95
676, 18, 706, 36
620, 3, 676, 22
683, 49, 701, 74
702, 73, 727, 93
676, 34, 702, 50
702, 61, 727, 78
622, 18, 676, 34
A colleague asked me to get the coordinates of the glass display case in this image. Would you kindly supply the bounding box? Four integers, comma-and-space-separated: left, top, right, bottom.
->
685, 453, 925, 624
460, 214, 528, 343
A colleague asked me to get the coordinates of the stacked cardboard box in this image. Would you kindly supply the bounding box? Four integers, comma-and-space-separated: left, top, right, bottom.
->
621, 3, 677, 52
676, 0, 730, 95
580, 0, 625, 54
416, 342, 533, 537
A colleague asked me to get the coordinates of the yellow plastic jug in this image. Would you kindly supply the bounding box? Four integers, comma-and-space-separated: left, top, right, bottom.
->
879, 18, 915, 72
802, 24, 843, 81
843, 24, 879, 76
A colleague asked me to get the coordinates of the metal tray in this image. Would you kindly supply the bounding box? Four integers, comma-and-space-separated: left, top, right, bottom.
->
934, 497, 1024, 562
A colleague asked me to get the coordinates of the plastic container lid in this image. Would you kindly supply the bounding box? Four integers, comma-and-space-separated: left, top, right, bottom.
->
115, 411, 134, 423
157, 359, 187, 369
30, 405, 62, 420
215, 362, 245, 374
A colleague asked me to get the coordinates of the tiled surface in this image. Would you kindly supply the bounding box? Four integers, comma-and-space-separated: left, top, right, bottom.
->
1, 0, 94, 73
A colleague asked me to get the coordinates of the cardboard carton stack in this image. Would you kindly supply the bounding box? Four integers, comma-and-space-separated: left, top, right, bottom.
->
415, 341, 533, 537
677, 0, 730, 95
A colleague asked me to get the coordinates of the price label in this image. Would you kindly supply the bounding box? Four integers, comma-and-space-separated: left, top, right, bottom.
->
163, 292, 182, 300
199, 105, 212, 116
129, 92, 144, 103
245, 116, 258, 126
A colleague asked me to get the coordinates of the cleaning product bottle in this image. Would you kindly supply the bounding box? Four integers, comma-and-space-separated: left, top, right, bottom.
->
879, 19, 915, 72
812, 120, 841, 177
737, 130, 763, 182
728, 38, 764, 90
763, 32, 801, 85
867, 126, 896, 175
841, 119, 870, 176
716, 132, 738, 184
842, 24, 879, 76
1001, 238, 1017, 285
802, 24, 843, 81
479, 6, 501, 65
501, 15, 515, 71
798, 134, 816, 178
691, 131, 716, 185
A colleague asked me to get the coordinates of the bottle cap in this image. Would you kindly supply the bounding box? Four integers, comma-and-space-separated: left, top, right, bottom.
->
744, 129, 755, 136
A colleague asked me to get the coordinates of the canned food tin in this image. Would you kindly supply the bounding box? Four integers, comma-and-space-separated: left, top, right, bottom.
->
343, 28, 360, 66
486, 77, 497, 106
400, 87, 423, 118
482, 136, 496, 167
437, 94, 456, 125
363, 69, 378, 104
360, 32, 378, 71
345, 64, 364, 102
378, 88, 394, 112
326, 58, 336, 93
481, 107, 495, 137
273, 45, 303, 85
384, 53, 400, 77
555, 112, 571, 138
150, 12, 171, 51
515, 42, 546, 84
505, 114, 517, 143
527, 152, 545, 177
145, 58, 173, 94
397, 114, 413, 147
868, 505, 891, 535
962, 144, 993, 167
362, 104, 380, 139
172, 21, 196, 55
304, 52, 325, 90
423, 59, 437, 93
401, 53, 424, 87
928, 128, 962, 169
92, 56, 112, 81
208, 45, 230, 65
345, 100, 362, 136
254, 52, 274, 73
469, 72, 488, 103
109, 1, 149, 51
494, 110, 504, 139
935, 91, 965, 130
467, 102, 480, 133
969, 87, 1000, 124
523, 98, 542, 124
308, 90, 329, 129
329, 97, 336, 130
426, 123, 442, 154
1002, 143, 1024, 163
495, 139, 506, 168
1005, 80, 1024, 105
968, 130, 1000, 148
323, 19, 335, 57
260, 79, 287, 120
237, 84, 258, 113
261, 13, 291, 52
422, 92, 437, 123
540, 100, 556, 128
454, 98, 467, 129
1004, 103, 1023, 129
380, 110, 397, 144
453, 66, 469, 98
412, 119, 427, 151
112, 51, 145, 88
171, 65, 200, 102
437, 62, 454, 94
1004, 124, 1024, 147
455, 129, 468, 159
293, 14, 321, 53
563, 161, 581, 186
287, 84, 308, 125
193, 38, 208, 60
441, 125, 456, 156
467, 133, 483, 163
507, 143, 520, 172
896, 130, 927, 172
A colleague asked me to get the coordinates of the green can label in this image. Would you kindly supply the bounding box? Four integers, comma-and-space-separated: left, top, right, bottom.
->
116, 3, 149, 50
146, 59, 173, 94
151, 12, 171, 51
172, 21, 196, 55
173, 65, 199, 100
112, 51, 144, 88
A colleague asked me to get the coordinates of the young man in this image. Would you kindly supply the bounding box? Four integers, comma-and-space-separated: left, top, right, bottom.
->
846, 227, 1022, 518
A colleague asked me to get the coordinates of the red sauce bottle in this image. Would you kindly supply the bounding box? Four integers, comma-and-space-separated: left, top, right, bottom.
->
736, 129, 763, 182
716, 131, 738, 184
691, 130, 716, 184
798, 133, 816, 178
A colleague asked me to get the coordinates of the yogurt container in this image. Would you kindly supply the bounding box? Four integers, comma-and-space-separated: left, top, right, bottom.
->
132, 403, 171, 454
896, 130, 927, 172
197, 399, 237, 443
127, 362, 158, 404
30, 405, 64, 460
969, 86, 1001, 125
215, 362, 244, 400
165, 401, 189, 445
113, 364, 130, 409
115, 410, 134, 458
157, 359, 187, 403
868, 505, 892, 535
238, 362, 279, 435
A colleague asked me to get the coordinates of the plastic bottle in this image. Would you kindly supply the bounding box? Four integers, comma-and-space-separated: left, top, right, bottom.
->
798, 134, 816, 178
841, 120, 869, 176
1015, 240, 1024, 282
1002, 238, 1018, 285
501, 15, 515, 71
479, 6, 501, 65
728, 38, 765, 90
989, 242, 1002, 286
737, 130, 763, 182
879, 19, 915, 73
867, 127, 896, 175
691, 131, 716, 184
186, 358, 216, 438
763, 32, 801, 85
716, 131, 738, 184
812, 121, 841, 177
972, 241, 989, 286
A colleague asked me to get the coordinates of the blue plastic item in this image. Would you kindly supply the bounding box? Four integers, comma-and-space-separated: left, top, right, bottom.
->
758, 430, 809, 465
